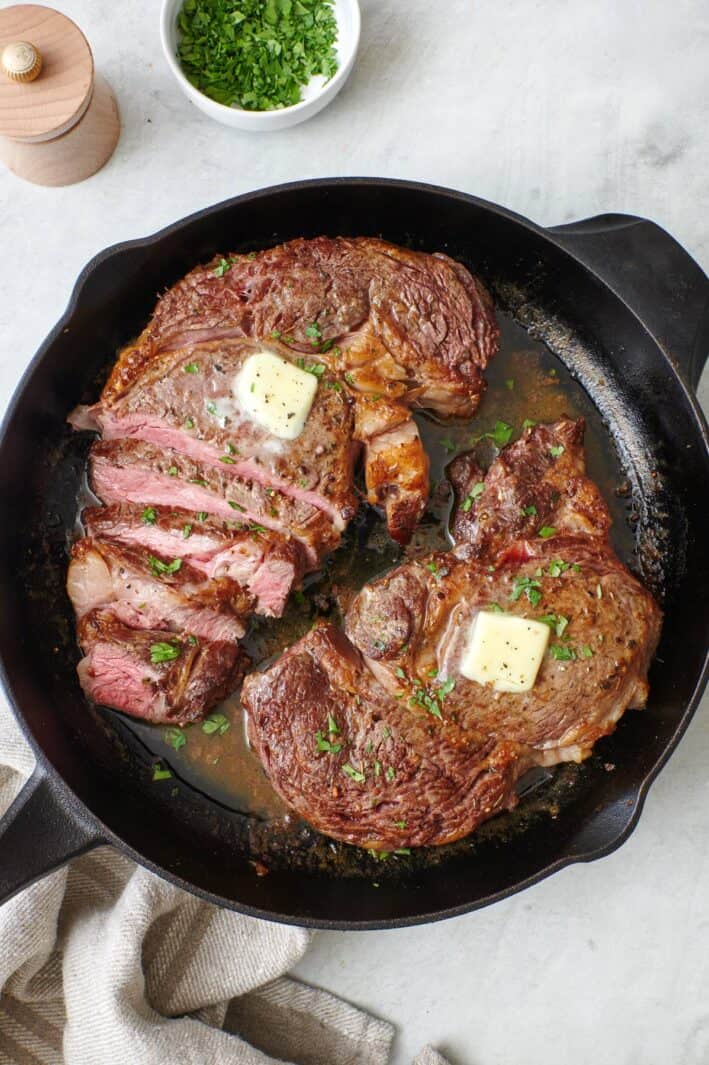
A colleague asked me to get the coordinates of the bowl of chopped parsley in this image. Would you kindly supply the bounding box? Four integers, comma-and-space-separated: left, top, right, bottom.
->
161, 0, 361, 130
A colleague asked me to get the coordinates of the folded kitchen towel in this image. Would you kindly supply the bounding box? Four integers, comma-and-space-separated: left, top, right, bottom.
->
0, 697, 451, 1065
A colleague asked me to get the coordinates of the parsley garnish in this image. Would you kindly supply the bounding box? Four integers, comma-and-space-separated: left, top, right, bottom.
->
315, 731, 342, 754
305, 321, 322, 339
581, 644, 594, 658
440, 437, 457, 453
228, 501, 246, 512
148, 556, 182, 578
150, 641, 181, 664
549, 445, 565, 458
344, 372, 355, 386
538, 613, 569, 638
505, 378, 515, 390
205, 401, 218, 416
547, 559, 570, 578
538, 526, 557, 539
196, 511, 208, 522
342, 763, 366, 783
326, 713, 339, 734
168, 466, 178, 477
219, 455, 236, 464
485, 420, 513, 448
176, 0, 339, 113
184, 417, 195, 429
141, 506, 157, 525
202, 712, 230, 736
509, 576, 542, 607
437, 677, 456, 699
296, 358, 325, 377
188, 477, 209, 487
152, 762, 172, 781
184, 362, 200, 374
549, 644, 577, 661
165, 728, 187, 751
522, 504, 537, 516
522, 418, 537, 429
385, 766, 396, 782
182, 523, 193, 539
461, 482, 484, 512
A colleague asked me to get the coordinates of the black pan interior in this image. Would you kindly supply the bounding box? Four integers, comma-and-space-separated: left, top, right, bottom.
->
1, 181, 707, 928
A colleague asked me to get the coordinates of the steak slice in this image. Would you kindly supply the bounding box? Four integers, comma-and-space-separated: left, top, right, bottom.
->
89, 438, 338, 565
242, 624, 525, 849
77, 609, 245, 725
82, 504, 305, 617
67, 538, 249, 642
449, 418, 611, 560
93, 237, 499, 545
345, 538, 661, 763
75, 339, 359, 533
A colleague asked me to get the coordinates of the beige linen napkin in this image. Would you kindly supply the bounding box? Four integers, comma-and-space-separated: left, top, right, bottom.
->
0, 697, 450, 1065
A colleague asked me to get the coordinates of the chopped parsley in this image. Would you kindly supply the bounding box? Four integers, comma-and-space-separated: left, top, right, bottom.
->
296, 358, 325, 377
581, 644, 594, 658
538, 613, 569, 638
202, 712, 230, 736
150, 641, 181, 664
228, 501, 246, 512
549, 445, 565, 458
152, 762, 172, 782
182, 523, 193, 539
410, 685, 442, 720
305, 321, 322, 339
374, 760, 382, 777
547, 559, 571, 578
141, 506, 157, 525
538, 526, 557, 539
183, 362, 200, 374
212, 258, 234, 277
549, 644, 577, 661
509, 576, 542, 607
394, 820, 407, 829
485, 420, 513, 448
440, 437, 457, 453
315, 731, 342, 754
165, 727, 187, 751
522, 504, 537, 517
148, 556, 182, 578
522, 418, 537, 429
461, 482, 484, 511
196, 511, 208, 522
184, 417, 195, 429
505, 378, 515, 390
344, 371, 355, 386
188, 477, 209, 487
219, 455, 236, 464
437, 677, 456, 699
168, 466, 178, 477
385, 766, 396, 782
250, 523, 267, 534
170, 0, 336, 117
342, 763, 366, 783
205, 401, 218, 416
326, 713, 339, 734
487, 602, 505, 613
395, 666, 407, 680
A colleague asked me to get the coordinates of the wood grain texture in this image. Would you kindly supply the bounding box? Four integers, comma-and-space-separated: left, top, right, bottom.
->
0, 72, 119, 186
0, 5, 93, 141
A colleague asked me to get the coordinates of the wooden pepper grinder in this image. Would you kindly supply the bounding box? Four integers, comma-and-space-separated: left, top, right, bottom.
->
0, 4, 120, 186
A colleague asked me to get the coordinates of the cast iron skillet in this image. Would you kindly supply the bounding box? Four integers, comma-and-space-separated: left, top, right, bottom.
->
0, 179, 707, 930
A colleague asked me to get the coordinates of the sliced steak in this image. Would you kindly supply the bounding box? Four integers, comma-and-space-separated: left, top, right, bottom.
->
67, 538, 249, 642
449, 418, 611, 560
76, 339, 359, 532
90, 237, 499, 545
242, 624, 525, 849
82, 504, 305, 617
77, 609, 245, 725
89, 438, 338, 565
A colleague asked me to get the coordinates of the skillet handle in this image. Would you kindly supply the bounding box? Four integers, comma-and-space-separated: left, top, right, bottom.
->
548, 213, 709, 392
0, 767, 103, 906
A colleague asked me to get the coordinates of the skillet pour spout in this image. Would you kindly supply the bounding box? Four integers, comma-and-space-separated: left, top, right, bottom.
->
0, 180, 707, 929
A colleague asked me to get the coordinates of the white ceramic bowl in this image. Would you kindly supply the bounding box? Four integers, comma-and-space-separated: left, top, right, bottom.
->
160, 0, 361, 132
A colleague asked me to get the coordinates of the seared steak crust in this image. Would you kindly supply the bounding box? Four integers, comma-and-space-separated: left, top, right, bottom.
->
243, 418, 662, 848
243, 625, 524, 849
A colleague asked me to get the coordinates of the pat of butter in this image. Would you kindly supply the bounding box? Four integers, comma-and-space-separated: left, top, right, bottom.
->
234, 351, 318, 440
460, 610, 550, 693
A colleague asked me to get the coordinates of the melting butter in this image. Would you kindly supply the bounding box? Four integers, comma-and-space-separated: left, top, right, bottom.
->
234, 351, 318, 441
460, 610, 550, 693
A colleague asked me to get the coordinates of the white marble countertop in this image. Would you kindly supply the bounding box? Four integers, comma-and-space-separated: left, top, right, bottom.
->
1, 2, 707, 1063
